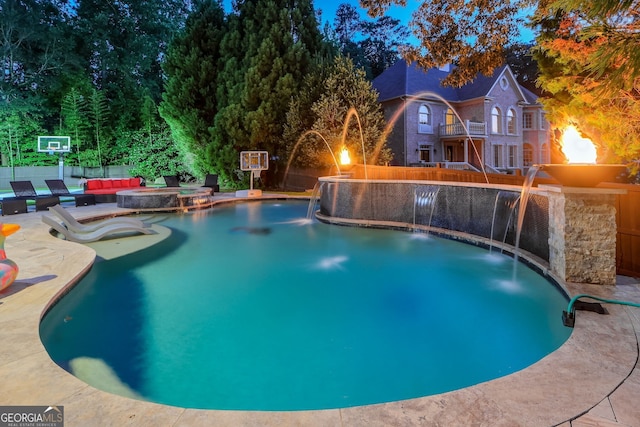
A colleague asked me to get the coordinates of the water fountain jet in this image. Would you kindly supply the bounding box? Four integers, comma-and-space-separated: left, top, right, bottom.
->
282, 130, 342, 191
282, 108, 373, 190
373, 92, 490, 183
412, 185, 440, 236
489, 191, 520, 254
343, 108, 368, 179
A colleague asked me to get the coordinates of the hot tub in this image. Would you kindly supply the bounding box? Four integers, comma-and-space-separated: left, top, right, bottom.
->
116, 187, 214, 210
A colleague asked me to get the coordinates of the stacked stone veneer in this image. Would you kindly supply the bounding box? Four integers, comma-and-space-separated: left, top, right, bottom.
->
547, 188, 619, 285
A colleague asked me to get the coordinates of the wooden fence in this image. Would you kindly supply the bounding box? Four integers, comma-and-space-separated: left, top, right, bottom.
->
318, 164, 640, 278
604, 183, 640, 277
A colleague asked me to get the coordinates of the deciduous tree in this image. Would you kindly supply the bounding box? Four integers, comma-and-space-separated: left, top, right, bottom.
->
362, 0, 639, 165
361, 0, 522, 86
532, 1, 640, 165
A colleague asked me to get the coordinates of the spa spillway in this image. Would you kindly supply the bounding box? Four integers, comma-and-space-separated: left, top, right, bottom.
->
116, 187, 214, 210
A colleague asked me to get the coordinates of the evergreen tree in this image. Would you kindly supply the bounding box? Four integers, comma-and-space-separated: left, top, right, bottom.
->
211, 0, 324, 187
159, 0, 227, 177
359, 16, 409, 78
505, 43, 540, 95
285, 56, 392, 169
331, 3, 408, 78
86, 88, 109, 171
334, 3, 362, 50
59, 83, 93, 165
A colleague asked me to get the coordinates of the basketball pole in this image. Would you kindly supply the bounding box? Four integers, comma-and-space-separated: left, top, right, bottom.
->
58, 152, 64, 180
236, 150, 268, 198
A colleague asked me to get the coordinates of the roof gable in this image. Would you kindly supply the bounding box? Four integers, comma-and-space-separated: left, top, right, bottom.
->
483, 66, 529, 103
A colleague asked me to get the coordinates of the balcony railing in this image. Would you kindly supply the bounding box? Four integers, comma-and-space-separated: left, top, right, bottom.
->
439, 120, 487, 137
410, 162, 481, 172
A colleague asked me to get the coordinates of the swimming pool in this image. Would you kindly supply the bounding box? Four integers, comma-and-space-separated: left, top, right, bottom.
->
39, 200, 571, 411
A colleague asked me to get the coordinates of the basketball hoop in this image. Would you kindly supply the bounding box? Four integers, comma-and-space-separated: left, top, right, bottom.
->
237, 151, 269, 198
38, 136, 71, 180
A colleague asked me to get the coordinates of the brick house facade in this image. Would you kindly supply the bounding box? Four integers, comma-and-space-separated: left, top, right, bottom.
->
372, 60, 551, 174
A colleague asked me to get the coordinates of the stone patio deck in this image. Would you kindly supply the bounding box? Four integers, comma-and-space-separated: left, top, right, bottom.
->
0, 198, 638, 426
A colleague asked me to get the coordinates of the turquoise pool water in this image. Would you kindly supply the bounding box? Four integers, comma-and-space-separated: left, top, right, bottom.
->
40, 200, 571, 411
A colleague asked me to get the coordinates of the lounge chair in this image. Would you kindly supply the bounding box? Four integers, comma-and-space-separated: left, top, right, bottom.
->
9, 181, 59, 211
163, 175, 180, 187
47, 204, 148, 234
202, 174, 220, 193
1, 198, 27, 216
42, 215, 154, 243
45, 179, 96, 207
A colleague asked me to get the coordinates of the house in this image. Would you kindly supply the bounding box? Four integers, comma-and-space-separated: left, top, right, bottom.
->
372, 60, 551, 174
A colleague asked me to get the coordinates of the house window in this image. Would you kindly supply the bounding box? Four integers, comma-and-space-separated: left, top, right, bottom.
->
523, 112, 533, 130
491, 107, 502, 134
507, 108, 516, 134
508, 145, 518, 168
445, 108, 457, 126
539, 112, 546, 130
523, 143, 533, 166
418, 105, 432, 133
493, 144, 503, 168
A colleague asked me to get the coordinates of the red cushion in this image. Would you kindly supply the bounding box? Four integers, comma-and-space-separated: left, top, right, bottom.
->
112, 180, 122, 188
101, 180, 113, 189
86, 188, 117, 195
86, 180, 102, 190
129, 177, 140, 187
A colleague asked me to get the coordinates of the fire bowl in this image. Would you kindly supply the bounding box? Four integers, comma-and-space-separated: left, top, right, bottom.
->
538, 164, 628, 187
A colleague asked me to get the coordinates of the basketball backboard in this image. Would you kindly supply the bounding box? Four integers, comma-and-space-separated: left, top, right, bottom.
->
240, 151, 269, 171
38, 136, 71, 153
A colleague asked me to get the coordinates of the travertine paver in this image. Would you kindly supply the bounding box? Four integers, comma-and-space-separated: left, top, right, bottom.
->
0, 199, 638, 426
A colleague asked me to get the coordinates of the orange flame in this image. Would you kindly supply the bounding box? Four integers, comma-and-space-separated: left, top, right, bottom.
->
340, 147, 351, 165
561, 125, 597, 163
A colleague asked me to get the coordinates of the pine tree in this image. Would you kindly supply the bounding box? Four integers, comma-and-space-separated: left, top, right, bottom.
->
210, 0, 324, 187
59, 86, 91, 165
86, 88, 110, 172
159, 0, 227, 177
286, 56, 392, 168
331, 5, 408, 79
